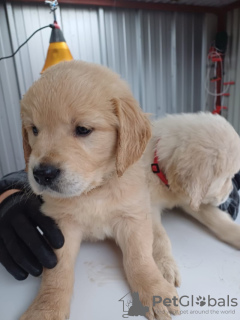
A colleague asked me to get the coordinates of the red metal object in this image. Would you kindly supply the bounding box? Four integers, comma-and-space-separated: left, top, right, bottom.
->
209, 46, 215, 54
212, 106, 228, 114
216, 53, 223, 108
212, 57, 222, 62
224, 81, 235, 85
210, 77, 221, 82
216, 63, 222, 107
215, 10, 226, 113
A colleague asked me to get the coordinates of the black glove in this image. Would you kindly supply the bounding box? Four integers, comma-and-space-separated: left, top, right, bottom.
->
219, 172, 240, 220
0, 192, 64, 280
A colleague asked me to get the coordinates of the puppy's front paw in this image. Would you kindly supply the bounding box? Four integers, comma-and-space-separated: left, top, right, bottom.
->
222, 225, 240, 249
155, 256, 181, 287
138, 277, 180, 320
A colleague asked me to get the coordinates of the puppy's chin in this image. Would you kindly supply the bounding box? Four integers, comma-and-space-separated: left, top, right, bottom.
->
28, 171, 90, 199
36, 187, 85, 199
30, 182, 87, 199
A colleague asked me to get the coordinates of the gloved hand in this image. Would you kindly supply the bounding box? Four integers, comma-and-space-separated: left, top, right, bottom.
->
219, 172, 240, 220
0, 192, 64, 280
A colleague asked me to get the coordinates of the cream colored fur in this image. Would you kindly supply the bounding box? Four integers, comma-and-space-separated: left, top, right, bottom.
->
144, 113, 240, 272
20, 60, 240, 320
20, 61, 179, 320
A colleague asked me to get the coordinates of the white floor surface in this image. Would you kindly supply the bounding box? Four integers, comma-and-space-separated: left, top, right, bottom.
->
0, 209, 240, 320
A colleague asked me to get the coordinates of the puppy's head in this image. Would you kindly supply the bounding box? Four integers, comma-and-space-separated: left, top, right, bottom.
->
21, 61, 151, 198
161, 113, 240, 210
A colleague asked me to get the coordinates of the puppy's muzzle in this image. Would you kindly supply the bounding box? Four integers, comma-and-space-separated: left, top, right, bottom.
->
33, 164, 60, 187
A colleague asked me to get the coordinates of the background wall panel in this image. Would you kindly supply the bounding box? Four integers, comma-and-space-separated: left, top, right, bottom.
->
225, 8, 240, 134
0, 3, 217, 176
0, 4, 25, 177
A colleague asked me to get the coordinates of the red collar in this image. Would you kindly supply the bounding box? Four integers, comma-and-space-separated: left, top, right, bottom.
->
151, 149, 169, 187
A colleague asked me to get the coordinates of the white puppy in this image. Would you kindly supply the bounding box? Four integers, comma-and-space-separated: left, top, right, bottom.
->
144, 113, 240, 286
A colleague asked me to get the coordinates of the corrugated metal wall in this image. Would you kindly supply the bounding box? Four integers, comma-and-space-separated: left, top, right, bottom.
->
0, 3, 217, 176
128, 0, 236, 6
0, 4, 25, 177
225, 8, 240, 134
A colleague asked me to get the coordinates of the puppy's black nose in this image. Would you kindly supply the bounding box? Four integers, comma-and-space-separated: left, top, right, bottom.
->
33, 164, 60, 186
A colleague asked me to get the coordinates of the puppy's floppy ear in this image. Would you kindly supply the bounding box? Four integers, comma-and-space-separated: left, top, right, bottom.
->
112, 97, 151, 177
167, 153, 214, 211
22, 125, 32, 171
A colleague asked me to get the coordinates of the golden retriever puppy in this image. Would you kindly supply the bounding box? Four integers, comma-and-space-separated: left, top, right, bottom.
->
144, 113, 240, 285
20, 61, 179, 320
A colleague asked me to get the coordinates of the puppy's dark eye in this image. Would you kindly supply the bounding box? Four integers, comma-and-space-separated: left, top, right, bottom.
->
75, 126, 92, 137
32, 126, 39, 136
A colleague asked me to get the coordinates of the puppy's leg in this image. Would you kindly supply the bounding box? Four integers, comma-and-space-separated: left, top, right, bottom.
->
183, 204, 240, 249
153, 223, 181, 287
151, 206, 181, 287
113, 213, 180, 320
20, 219, 82, 320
